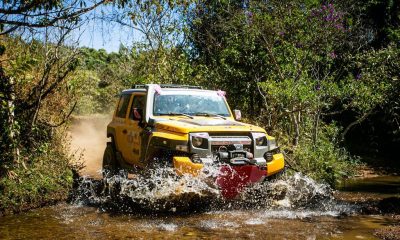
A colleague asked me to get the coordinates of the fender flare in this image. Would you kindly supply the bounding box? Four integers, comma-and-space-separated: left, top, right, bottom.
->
107, 126, 117, 150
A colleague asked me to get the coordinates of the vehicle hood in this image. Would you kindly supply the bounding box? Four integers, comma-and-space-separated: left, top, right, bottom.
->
152, 117, 266, 134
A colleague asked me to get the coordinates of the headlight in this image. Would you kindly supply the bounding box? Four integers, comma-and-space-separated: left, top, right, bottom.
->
192, 136, 203, 147
253, 132, 268, 146
191, 132, 209, 148
256, 137, 267, 146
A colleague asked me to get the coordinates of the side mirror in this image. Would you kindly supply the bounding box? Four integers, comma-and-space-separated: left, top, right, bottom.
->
147, 118, 155, 127
233, 109, 242, 121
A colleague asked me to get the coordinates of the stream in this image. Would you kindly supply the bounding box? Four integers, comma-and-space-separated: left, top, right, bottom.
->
0, 172, 399, 239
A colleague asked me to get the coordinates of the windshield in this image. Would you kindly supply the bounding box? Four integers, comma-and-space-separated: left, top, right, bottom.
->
153, 93, 231, 117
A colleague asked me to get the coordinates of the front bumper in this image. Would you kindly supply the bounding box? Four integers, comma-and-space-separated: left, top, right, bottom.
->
172, 153, 285, 178
173, 156, 203, 176
266, 153, 285, 177
173, 154, 284, 199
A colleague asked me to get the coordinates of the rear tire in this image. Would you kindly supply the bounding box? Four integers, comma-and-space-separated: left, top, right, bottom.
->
102, 142, 118, 178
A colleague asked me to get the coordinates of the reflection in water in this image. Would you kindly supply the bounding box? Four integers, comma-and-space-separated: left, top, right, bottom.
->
339, 175, 400, 195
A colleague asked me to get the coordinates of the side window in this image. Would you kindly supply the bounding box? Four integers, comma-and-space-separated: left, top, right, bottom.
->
129, 95, 146, 121
116, 94, 131, 118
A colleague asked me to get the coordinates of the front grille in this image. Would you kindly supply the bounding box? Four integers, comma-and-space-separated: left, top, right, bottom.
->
211, 145, 252, 154
209, 135, 253, 154
208, 132, 251, 137
210, 136, 252, 146
210, 136, 253, 153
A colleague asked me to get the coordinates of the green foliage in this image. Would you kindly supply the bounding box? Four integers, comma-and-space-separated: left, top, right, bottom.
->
291, 123, 358, 186
0, 135, 72, 215
72, 44, 204, 115
0, 35, 81, 213
0, 143, 74, 214
186, 0, 399, 182
345, 45, 399, 111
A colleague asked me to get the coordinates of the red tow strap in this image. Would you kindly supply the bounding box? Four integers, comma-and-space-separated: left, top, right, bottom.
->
216, 165, 267, 199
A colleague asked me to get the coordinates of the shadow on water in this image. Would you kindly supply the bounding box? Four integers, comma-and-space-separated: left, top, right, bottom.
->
339, 176, 400, 195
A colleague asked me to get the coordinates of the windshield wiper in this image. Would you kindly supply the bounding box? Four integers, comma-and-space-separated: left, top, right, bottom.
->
194, 112, 226, 120
159, 112, 194, 119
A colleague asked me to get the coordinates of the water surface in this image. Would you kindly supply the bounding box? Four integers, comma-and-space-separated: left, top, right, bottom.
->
1, 174, 399, 239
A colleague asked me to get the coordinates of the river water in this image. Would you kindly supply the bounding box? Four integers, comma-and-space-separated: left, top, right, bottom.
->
0, 204, 397, 239
0, 172, 399, 240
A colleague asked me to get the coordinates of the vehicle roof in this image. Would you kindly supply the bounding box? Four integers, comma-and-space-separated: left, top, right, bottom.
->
121, 89, 146, 94
120, 87, 217, 95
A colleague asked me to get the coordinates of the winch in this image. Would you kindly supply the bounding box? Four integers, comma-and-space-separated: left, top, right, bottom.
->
216, 144, 255, 165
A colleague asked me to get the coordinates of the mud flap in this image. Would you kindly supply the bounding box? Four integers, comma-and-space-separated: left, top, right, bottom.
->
216, 165, 267, 199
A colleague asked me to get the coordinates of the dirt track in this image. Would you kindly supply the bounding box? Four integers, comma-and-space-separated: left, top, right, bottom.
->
68, 115, 111, 178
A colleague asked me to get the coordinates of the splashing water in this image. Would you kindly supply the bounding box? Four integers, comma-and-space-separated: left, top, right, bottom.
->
73, 166, 221, 212
109, 167, 220, 212
212, 172, 355, 217
240, 172, 334, 208
72, 168, 355, 216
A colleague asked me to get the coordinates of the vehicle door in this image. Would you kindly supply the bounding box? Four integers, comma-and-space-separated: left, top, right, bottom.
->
125, 93, 146, 166
114, 93, 133, 162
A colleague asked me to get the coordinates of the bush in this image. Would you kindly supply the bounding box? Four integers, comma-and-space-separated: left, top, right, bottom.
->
0, 139, 74, 215
288, 123, 358, 187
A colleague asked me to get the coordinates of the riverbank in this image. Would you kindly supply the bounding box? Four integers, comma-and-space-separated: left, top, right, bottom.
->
0, 191, 68, 217
375, 218, 400, 240
336, 175, 400, 240
0, 153, 74, 217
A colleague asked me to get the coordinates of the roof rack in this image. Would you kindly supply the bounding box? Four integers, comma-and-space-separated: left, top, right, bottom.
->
132, 84, 202, 89
132, 84, 147, 89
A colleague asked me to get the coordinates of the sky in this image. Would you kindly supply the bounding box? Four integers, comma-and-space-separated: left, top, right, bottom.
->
74, 7, 143, 53
75, 20, 140, 53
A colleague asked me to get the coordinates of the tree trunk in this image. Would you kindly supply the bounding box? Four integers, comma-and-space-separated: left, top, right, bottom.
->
0, 66, 20, 171
312, 110, 320, 146
340, 109, 374, 142
292, 111, 300, 147
7, 78, 20, 166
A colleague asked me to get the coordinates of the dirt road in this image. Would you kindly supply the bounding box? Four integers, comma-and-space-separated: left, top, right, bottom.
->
68, 115, 111, 178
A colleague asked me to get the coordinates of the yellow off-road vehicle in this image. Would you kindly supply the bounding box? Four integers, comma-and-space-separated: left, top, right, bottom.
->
103, 84, 284, 198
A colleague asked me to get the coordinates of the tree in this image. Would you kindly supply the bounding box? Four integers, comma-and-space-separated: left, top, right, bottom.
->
0, 0, 106, 176
0, 0, 107, 35
102, 0, 195, 84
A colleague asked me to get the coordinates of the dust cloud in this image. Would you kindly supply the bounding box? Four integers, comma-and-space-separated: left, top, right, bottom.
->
68, 115, 112, 178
